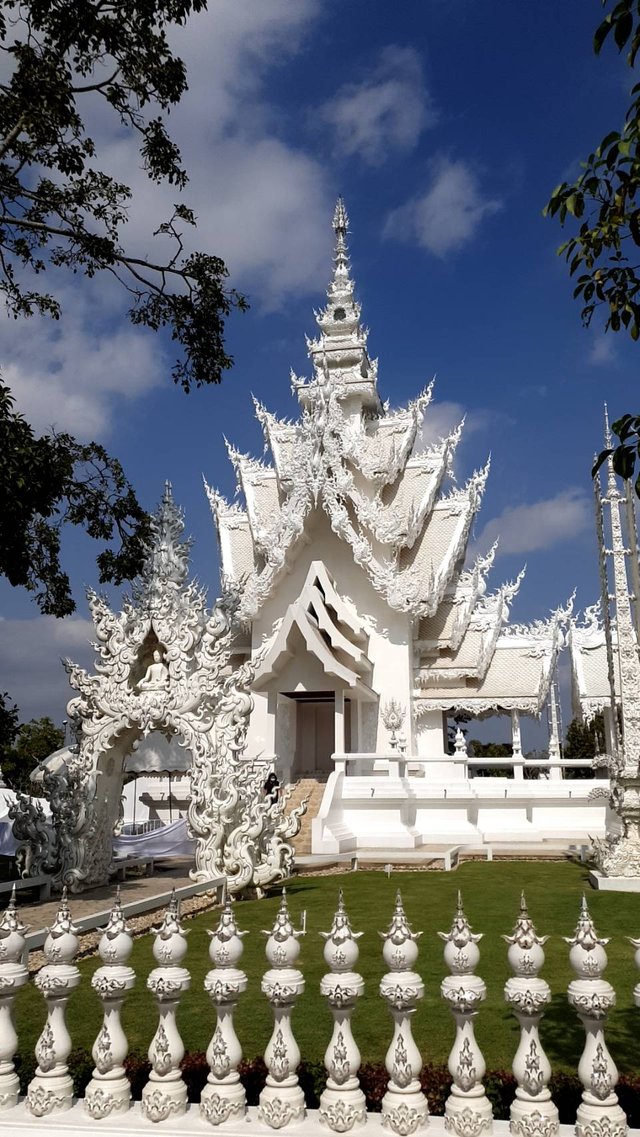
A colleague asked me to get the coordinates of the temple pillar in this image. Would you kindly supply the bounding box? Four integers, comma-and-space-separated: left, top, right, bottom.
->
603, 705, 617, 759
334, 690, 345, 755
548, 682, 563, 781
511, 711, 524, 781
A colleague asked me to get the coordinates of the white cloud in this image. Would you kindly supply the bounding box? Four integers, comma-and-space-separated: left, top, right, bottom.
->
385, 156, 502, 256
589, 334, 616, 366
1, 281, 162, 437
0, 615, 95, 725
84, 1, 332, 306
318, 46, 435, 165
413, 399, 490, 453
475, 488, 591, 557
1, 1, 334, 439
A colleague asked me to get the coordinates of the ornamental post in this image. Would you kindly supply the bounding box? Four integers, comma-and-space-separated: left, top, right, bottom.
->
439, 891, 492, 1137
25, 888, 80, 1117
200, 901, 249, 1126
319, 890, 366, 1131
566, 898, 627, 1137
259, 890, 306, 1128
85, 889, 136, 1119
379, 890, 428, 1135
503, 894, 558, 1137
0, 887, 29, 1109
141, 892, 191, 1124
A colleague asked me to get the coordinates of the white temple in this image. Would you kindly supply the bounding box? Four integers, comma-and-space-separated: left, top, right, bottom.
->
207, 201, 607, 852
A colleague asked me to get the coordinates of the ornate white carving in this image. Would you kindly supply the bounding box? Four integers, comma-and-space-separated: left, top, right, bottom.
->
319, 892, 366, 1131
200, 902, 248, 1124
259, 892, 306, 1128
503, 894, 558, 1136
379, 892, 428, 1134
85, 889, 136, 1117
0, 888, 28, 1110
26, 890, 80, 1115
566, 898, 626, 1137
19, 485, 303, 896
439, 893, 492, 1136
142, 894, 190, 1122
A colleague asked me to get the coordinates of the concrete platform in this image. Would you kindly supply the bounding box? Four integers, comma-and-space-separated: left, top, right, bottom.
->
589, 868, 640, 891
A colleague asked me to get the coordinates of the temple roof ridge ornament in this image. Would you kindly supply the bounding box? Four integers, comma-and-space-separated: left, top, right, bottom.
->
134, 483, 192, 610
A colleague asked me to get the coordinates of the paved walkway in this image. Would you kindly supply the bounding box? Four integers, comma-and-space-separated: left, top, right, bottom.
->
13, 857, 198, 935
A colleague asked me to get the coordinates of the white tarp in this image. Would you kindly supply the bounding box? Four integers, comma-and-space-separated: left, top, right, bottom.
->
112, 817, 195, 859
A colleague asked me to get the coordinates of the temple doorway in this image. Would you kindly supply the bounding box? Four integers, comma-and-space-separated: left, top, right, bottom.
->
286, 691, 352, 780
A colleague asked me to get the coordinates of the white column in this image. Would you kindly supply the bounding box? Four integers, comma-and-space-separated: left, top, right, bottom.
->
201, 902, 249, 1125
26, 890, 80, 1117
335, 690, 345, 755
85, 890, 136, 1119
259, 891, 306, 1128
319, 891, 366, 1131
141, 893, 191, 1123
547, 679, 563, 780
511, 711, 524, 781
439, 893, 493, 1136
503, 894, 558, 1136
380, 891, 428, 1134
0, 888, 28, 1110
566, 898, 626, 1137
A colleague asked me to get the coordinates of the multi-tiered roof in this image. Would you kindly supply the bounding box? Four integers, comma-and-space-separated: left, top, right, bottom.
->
208, 202, 567, 719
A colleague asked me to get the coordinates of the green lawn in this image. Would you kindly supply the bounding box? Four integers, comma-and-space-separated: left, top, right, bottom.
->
14, 862, 640, 1075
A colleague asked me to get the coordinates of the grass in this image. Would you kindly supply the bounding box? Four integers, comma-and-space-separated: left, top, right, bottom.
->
13, 861, 640, 1075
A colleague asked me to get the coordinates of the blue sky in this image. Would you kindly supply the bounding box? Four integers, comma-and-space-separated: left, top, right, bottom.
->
0, 0, 636, 731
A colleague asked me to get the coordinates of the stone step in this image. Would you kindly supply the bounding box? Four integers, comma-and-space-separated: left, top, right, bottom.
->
285, 779, 326, 854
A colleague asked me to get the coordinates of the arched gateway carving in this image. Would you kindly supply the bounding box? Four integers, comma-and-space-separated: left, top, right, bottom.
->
16, 486, 305, 894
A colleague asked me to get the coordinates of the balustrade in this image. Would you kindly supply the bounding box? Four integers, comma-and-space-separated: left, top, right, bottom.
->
0, 887, 636, 1133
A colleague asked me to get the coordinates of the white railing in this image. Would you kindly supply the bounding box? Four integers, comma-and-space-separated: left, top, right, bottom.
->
333, 753, 598, 780
0, 886, 637, 1135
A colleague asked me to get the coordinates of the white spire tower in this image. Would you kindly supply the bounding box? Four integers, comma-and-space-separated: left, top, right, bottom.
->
298, 198, 381, 415
592, 406, 640, 882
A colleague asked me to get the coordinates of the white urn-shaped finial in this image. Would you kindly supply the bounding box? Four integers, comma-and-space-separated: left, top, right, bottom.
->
565, 896, 608, 978
0, 885, 28, 962
438, 890, 482, 974
321, 889, 363, 972
98, 887, 133, 965
380, 888, 421, 972
208, 900, 247, 968
44, 887, 79, 964
151, 890, 188, 966
263, 888, 303, 968
503, 892, 548, 977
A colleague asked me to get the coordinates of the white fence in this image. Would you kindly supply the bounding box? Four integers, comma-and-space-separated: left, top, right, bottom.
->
0, 886, 637, 1136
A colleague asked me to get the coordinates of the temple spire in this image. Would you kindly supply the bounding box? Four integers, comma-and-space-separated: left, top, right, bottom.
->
332, 197, 350, 279
296, 199, 381, 416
